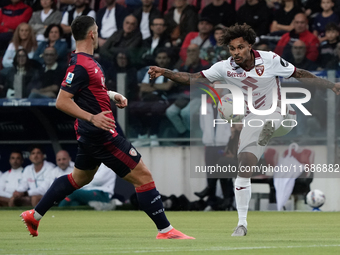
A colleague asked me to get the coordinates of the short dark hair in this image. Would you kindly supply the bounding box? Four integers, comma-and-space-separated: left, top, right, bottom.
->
28, 145, 44, 154
44, 24, 63, 39
155, 47, 170, 57
214, 24, 225, 32
220, 23, 256, 46
325, 22, 339, 32
10, 150, 23, 159
150, 16, 166, 27
71, 16, 96, 41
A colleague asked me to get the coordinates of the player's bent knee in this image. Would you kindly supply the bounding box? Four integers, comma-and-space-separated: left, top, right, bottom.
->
71, 167, 98, 187
123, 160, 154, 187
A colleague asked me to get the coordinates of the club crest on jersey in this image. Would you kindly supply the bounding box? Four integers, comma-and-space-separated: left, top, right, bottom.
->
129, 148, 137, 156
65, 72, 74, 84
255, 65, 264, 76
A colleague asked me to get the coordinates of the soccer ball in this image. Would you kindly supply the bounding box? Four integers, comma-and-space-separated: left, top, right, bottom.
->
306, 189, 326, 208
217, 94, 244, 122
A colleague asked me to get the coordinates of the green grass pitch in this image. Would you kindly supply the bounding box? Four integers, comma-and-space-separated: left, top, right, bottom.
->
0, 210, 340, 255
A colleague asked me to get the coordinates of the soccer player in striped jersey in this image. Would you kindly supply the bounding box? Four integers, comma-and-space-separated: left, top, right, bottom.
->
20, 16, 194, 240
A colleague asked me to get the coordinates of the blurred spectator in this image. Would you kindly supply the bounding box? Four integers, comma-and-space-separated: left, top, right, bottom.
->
125, 0, 143, 13
312, 0, 339, 43
318, 22, 340, 69
8, 145, 55, 207
24, 0, 43, 11
61, 0, 96, 50
201, 24, 230, 65
253, 41, 271, 51
0, 49, 40, 98
266, 0, 281, 10
164, 0, 199, 47
275, 13, 320, 62
100, 15, 142, 61
139, 17, 172, 67
200, 0, 236, 27
270, 0, 303, 36
96, 0, 129, 48
29, 0, 62, 42
33, 24, 68, 66
131, 48, 177, 146
175, 42, 210, 69
59, 164, 117, 211
180, 17, 215, 62
325, 41, 340, 68
288, 39, 318, 70
237, 0, 272, 37
303, 0, 323, 18
0, 151, 24, 207
29, 47, 66, 98
2, 22, 37, 68
58, 0, 79, 11
133, 0, 162, 40
50, 150, 74, 179
106, 50, 139, 104
166, 44, 210, 136
0, 0, 33, 54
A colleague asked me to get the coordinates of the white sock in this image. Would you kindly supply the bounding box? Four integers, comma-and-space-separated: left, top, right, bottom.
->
159, 225, 173, 233
234, 177, 251, 228
33, 210, 43, 221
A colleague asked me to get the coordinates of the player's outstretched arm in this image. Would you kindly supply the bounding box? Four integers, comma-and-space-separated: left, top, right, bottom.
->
56, 90, 116, 131
148, 66, 204, 85
292, 68, 340, 95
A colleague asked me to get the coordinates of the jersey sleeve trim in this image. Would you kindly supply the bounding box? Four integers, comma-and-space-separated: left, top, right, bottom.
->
288, 67, 296, 78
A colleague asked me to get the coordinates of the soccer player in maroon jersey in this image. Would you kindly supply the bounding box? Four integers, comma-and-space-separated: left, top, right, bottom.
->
148, 23, 340, 236
20, 16, 194, 240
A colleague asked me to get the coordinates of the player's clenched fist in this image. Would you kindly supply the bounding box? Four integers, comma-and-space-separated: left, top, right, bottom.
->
148, 66, 164, 80
332, 83, 340, 95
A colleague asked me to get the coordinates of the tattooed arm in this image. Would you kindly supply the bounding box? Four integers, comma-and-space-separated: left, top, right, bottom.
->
148, 66, 204, 85
292, 68, 340, 94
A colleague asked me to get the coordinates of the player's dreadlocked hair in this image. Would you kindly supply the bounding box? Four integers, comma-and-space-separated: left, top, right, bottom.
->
220, 23, 256, 46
